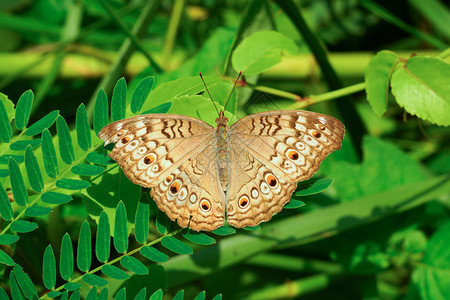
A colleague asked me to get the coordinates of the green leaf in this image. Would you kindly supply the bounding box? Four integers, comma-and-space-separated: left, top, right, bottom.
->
64, 282, 81, 291
47, 291, 61, 298
140, 246, 169, 263
43, 245, 56, 289
140, 102, 172, 114
0, 154, 24, 164
10, 271, 23, 300
114, 201, 128, 253
135, 195, 150, 244
77, 221, 91, 272
391, 56, 450, 126
134, 288, 147, 300
56, 116, 75, 164
149, 289, 163, 300
10, 220, 38, 233
9, 139, 41, 151
25, 110, 58, 136
115, 288, 126, 300
120, 256, 148, 275
173, 290, 184, 300
161, 236, 193, 255
24, 145, 44, 192
364, 50, 399, 116
56, 178, 91, 190
111, 77, 127, 121
76, 104, 91, 151
13, 265, 37, 299
8, 158, 28, 206
71, 164, 104, 176
131, 76, 154, 114
295, 178, 334, 196
60, 233, 74, 281
82, 274, 108, 287
0, 287, 10, 300
94, 88, 108, 135
156, 210, 171, 235
96, 211, 110, 262
98, 288, 108, 300
212, 294, 222, 300
232, 31, 299, 76
244, 226, 260, 231
41, 129, 59, 178
0, 234, 19, 245
41, 192, 72, 204
102, 265, 129, 280
284, 199, 305, 209
0, 184, 13, 221
15, 90, 33, 130
182, 231, 216, 245
211, 226, 236, 236
86, 151, 115, 165
25, 206, 51, 217
194, 291, 206, 300
86, 287, 97, 300
0, 249, 15, 266
0, 94, 12, 142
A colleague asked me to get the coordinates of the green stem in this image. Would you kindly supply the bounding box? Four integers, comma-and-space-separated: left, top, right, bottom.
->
162, 0, 185, 68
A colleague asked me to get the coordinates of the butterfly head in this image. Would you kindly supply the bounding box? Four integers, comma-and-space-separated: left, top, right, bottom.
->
215, 110, 229, 127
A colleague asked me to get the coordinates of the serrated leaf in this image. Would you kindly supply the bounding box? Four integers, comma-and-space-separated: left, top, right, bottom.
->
295, 178, 334, 196
364, 50, 399, 116
173, 290, 184, 300
211, 226, 236, 236
0, 94, 12, 142
77, 221, 91, 272
149, 289, 163, 300
131, 76, 154, 114
82, 274, 108, 287
56, 116, 75, 164
15, 90, 34, 130
102, 265, 129, 280
114, 201, 128, 253
0, 249, 15, 266
10, 220, 38, 233
194, 291, 206, 300
25, 110, 58, 136
96, 211, 110, 262
0, 234, 19, 245
391, 56, 450, 126
76, 104, 91, 151
8, 158, 28, 206
86, 151, 115, 165
135, 195, 150, 244
56, 178, 91, 190
10, 271, 23, 300
64, 282, 81, 291
115, 288, 126, 300
120, 256, 148, 275
111, 77, 127, 121
25, 206, 51, 217
41, 192, 72, 204
161, 236, 193, 255
13, 265, 37, 299
71, 164, 104, 176
41, 129, 59, 178
43, 245, 56, 289
24, 145, 44, 192
9, 139, 41, 151
140, 246, 169, 263
182, 231, 216, 245
284, 199, 306, 209
0, 183, 14, 221
134, 288, 147, 300
94, 88, 108, 135
60, 233, 74, 281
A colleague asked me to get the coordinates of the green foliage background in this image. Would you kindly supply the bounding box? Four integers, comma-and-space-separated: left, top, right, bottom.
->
0, 0, 449, 299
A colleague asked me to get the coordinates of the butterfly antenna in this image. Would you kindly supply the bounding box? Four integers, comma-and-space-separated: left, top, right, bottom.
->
223, 71, 242, 111
199, 72, 220, 116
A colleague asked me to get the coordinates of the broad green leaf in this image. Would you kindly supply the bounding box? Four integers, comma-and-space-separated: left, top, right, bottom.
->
60, 233, 74, 281
391, 56, 450, 126
0, 154, 24, 164
13, 265, 37, 299
71, 164, 104, 176
64, 282, 81, 291
0, 287, 9, 300
86, 287, 97, 300
212, 294, 222, 300
56, 116, 75, 164
111, 77, 127, 121
102, 265, 129, 280
82, 274, 108, 287
77, 221, 91, 272
0, 234, 19, 245
134, 288, 146, 300
135, 195, 150, 244
43, 245, 56, 289
149, 289, 163, 300
9, 139, 41, 151
0, 249, 15, 266
0, 169, 8, 177
0, 94, 12, 142
161, 236, 193, 255
10, 220, 38, 233
10, 271, 23, 300
41, 129, 59, 178
232, 31, 299, 76
8, 158, 28, 206
24, 206, 51, 217
115, 288, 126, 300
140, 246, 169, 263
96, 211, 110, 262
194, 291, 206, 300
15, 90, 33, 130
131, 76, 154, 114
47, 291, 61, 298
56, 178, 91, 190
86, 151, 115, 165
284, 199, 305, 209
364, 50, 399, 116
25, 110, 58, 136
24, 145, 43, 192
173, 290, 184, 300
156, 210, 171, 235
295, 178, 334, 196
41, 192, 72, 204
0, 183, 14, 221
211, 226, 236, 236
76, 104, 91, 151
98, 288, 108, 300
120, 256, 148, 275
182, 231, 216, 245
94, 88, 108, 135
140, 102, 172, 114
114, 201, 128, 253
244, 226, 260, 231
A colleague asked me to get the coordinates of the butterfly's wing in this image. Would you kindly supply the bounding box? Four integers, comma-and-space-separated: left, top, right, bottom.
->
99, 114, 225, 231
226, 110, 344, 228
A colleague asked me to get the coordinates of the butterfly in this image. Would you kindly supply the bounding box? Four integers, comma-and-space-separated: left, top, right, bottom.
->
98, 74, 345, 231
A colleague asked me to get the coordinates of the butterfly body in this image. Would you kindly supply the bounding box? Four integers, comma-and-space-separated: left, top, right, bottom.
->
99, 110, 344, 231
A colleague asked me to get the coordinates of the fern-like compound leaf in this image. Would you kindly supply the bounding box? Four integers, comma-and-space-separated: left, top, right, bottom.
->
114, 201, 128, 254
8, 157, 28, 206
96, 211, 111, 262
77, 221, 92, 272
43, 245, 56, 289
25, 110, 58, 136
111, 77, 127, 122
60, 233, 74, 281
24, 145, 44, 192
131, 76, 154, 114
56, 116, 75, 165
76, 104, 91, 151
41, 129, 59, 178
15, 90, 33, 130
94, 88, 108, 135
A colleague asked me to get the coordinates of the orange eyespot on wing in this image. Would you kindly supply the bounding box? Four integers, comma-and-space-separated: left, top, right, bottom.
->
238, 196, 250, 208
311, 130, 321, 138
169, 181, 181, 194
265, 174, 278, 187
144, 153, 156, 164
287, 149, 299, 160
200, 199, 211, 212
